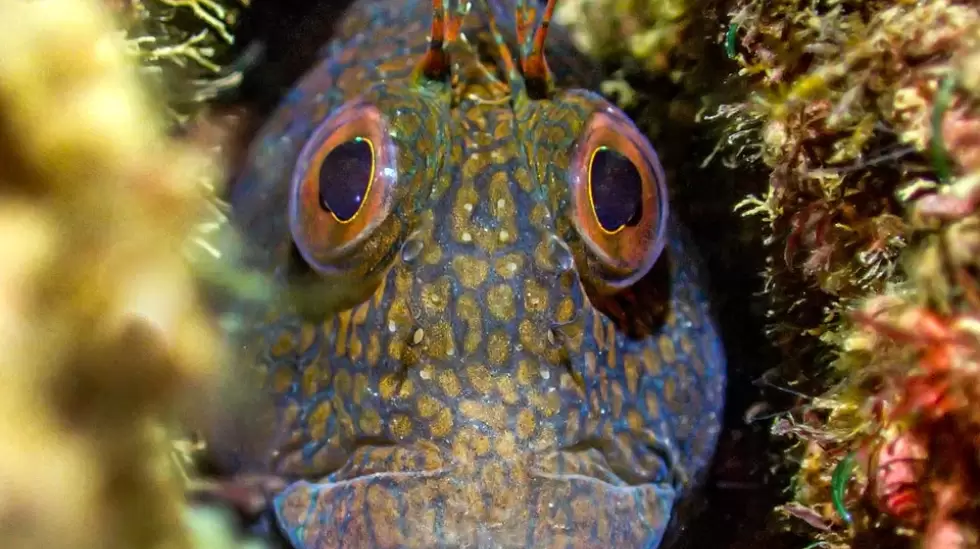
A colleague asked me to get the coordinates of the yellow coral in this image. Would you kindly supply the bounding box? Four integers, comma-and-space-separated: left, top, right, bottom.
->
0, 1, 227, 549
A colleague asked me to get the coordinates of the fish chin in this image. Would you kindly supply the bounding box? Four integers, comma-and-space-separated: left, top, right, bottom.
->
272, 451, 677, 549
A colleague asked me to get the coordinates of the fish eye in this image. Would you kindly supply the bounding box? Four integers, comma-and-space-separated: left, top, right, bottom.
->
568, 109, 669, 290
317, 137, 375, 223
289, 101, 397, 274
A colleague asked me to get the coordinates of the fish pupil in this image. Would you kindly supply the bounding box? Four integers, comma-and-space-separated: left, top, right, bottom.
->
318, 137, 373, 222
589, 146, 643, 232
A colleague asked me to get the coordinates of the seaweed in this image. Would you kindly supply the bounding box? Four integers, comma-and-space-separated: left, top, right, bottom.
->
713, 0, 980, 546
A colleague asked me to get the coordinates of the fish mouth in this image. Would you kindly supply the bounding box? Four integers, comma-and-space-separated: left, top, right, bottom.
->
270, 427, 680, 489
271, 438, 680, 549
552, 434, 679, 488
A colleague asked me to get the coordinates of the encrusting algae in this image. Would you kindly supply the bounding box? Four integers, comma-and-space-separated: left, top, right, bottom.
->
713, 0, 980, 547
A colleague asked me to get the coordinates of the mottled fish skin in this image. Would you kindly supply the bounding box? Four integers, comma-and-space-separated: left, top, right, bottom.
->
225, 0, 726, 547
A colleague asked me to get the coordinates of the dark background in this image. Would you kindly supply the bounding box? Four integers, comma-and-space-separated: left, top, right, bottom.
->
217, 2, 808, 546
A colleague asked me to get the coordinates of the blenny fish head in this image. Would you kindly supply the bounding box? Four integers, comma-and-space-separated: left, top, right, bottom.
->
222, 2, 724, 547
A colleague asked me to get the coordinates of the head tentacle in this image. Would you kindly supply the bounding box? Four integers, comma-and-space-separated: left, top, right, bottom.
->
414, 0, 472, 83
418, 0, 559, 101
414, 0, 449, 81
522, 0, 557, 96
482, 0, 524, 97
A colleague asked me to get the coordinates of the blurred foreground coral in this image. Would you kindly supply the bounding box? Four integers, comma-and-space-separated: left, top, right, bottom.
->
0, 1, 254, 548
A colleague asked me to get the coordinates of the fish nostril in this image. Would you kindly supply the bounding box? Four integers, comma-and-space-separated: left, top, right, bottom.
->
549, 317, 579, 343
400, 235, 424, 263
545, 233, 576, 274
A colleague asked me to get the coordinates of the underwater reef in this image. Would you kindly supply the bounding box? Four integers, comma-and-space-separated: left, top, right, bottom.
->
720, 1, 980, 547
0, 0, 979, 549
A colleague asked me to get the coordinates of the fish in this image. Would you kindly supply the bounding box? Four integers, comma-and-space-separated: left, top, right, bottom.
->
221, 0, 727, 547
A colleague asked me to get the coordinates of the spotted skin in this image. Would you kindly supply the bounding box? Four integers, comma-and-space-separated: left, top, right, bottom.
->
225, 1, 726, 547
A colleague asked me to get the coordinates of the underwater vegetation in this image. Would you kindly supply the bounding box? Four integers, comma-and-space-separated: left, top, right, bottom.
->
108, 0, 252, 123
556, 0, 696, 75
716, 0, 980, 547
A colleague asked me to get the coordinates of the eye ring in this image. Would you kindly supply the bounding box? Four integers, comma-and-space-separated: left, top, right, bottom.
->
289, 101, 398, 275
568, 109, 669, 290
